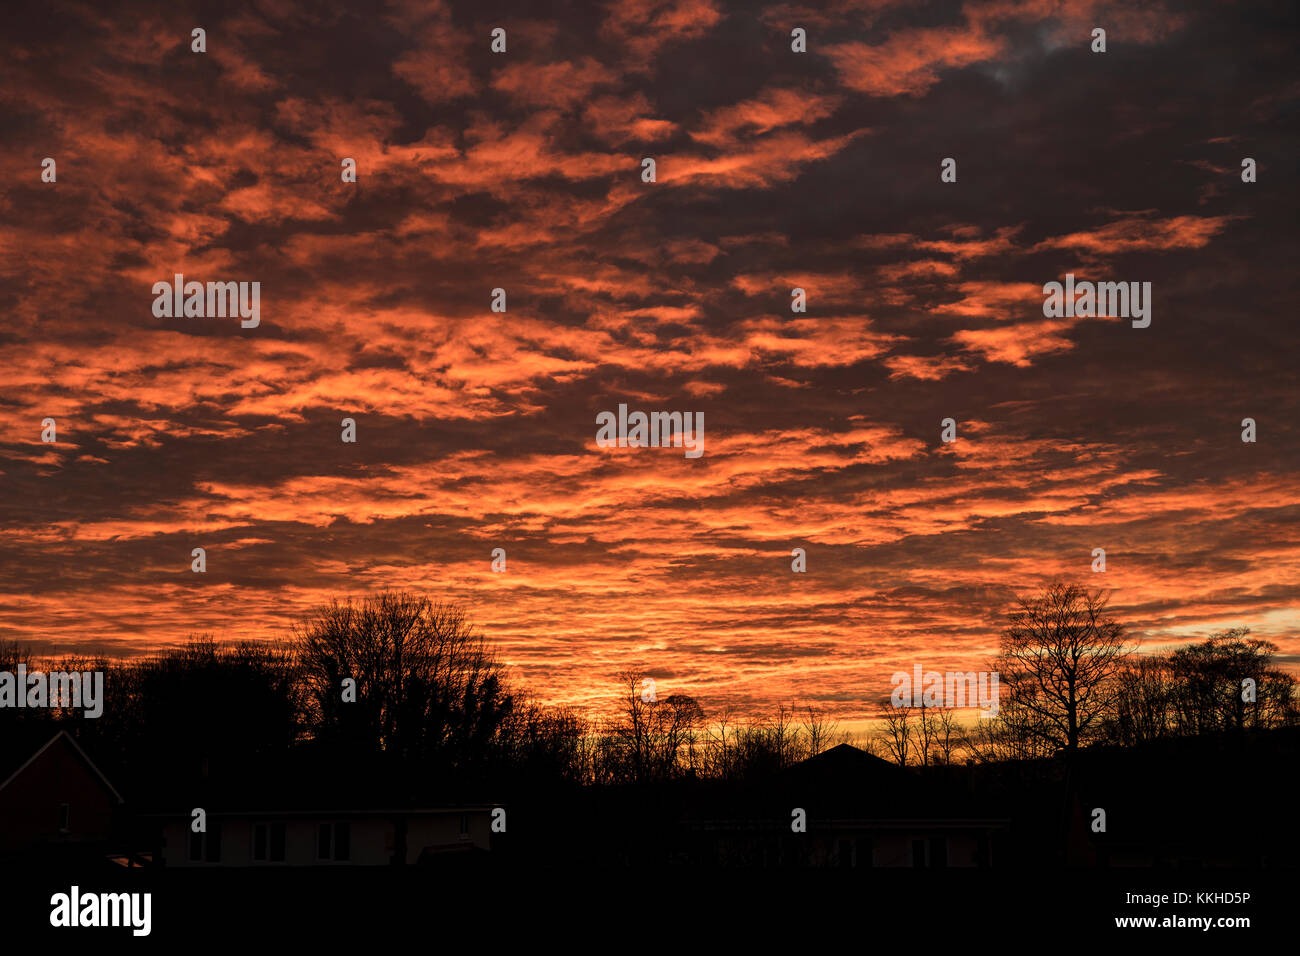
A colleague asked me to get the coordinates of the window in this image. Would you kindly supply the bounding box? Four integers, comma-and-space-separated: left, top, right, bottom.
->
856, 836, 873, 868
911, 837, 948, 868
252, 822, 286, 862
317, 822, 351, 862
57, 803, 70, 832
929, 836, 948, 868
188, 823, 222, 863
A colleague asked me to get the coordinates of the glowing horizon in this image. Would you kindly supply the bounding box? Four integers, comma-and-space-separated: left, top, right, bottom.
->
2, 0, 1296, 727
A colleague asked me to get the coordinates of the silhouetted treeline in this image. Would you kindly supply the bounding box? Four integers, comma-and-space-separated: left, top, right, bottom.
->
579, 671, 849, 784
2, 586, 1296, 797
1107, 627, 1297, 743
876, 583, 1298, 768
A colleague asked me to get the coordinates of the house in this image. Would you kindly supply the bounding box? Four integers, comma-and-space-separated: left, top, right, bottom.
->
0, 728, 123, 859
149, 805, 495, 867
677, 744, 1010, 867
1063, 729, 1300, 868
685, 816, 1006, 867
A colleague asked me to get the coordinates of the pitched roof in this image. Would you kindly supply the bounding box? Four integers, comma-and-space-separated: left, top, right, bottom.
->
0, 729, 124, 803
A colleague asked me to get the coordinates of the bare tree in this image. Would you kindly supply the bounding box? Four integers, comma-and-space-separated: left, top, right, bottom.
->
853, 731, 885, 759
915, 702, 941, 767
0, 640, 47, 730
966, 694, 1057, 762
613, 669, 654, 781
768, 703, 803, 768
656, 693, 706, 777
1107, 653, 1174, 745
877, 701, 912, 766
992, 581, 1130, 755
494, 699, 591, 783
1167, 628, 1298, 733
930, 707, 965, 766
801, 705, 841, 759
703, 706, 736, 778
610, 670, 705, 782
294, 591, 512, 766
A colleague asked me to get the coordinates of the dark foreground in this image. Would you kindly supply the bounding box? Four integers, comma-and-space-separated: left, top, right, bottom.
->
1, 859, 1282, 944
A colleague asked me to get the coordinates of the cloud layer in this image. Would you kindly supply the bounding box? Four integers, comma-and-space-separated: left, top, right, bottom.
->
1, 0, 1296, 722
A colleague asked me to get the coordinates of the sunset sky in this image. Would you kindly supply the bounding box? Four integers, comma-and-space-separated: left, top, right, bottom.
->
1, 0, 1296, 724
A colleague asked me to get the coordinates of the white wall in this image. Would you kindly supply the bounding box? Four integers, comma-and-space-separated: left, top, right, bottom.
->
161, 812, 491, 867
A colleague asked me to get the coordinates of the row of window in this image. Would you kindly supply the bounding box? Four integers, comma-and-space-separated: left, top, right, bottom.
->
187, 821, 351, 863
828, 836, 955, 867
